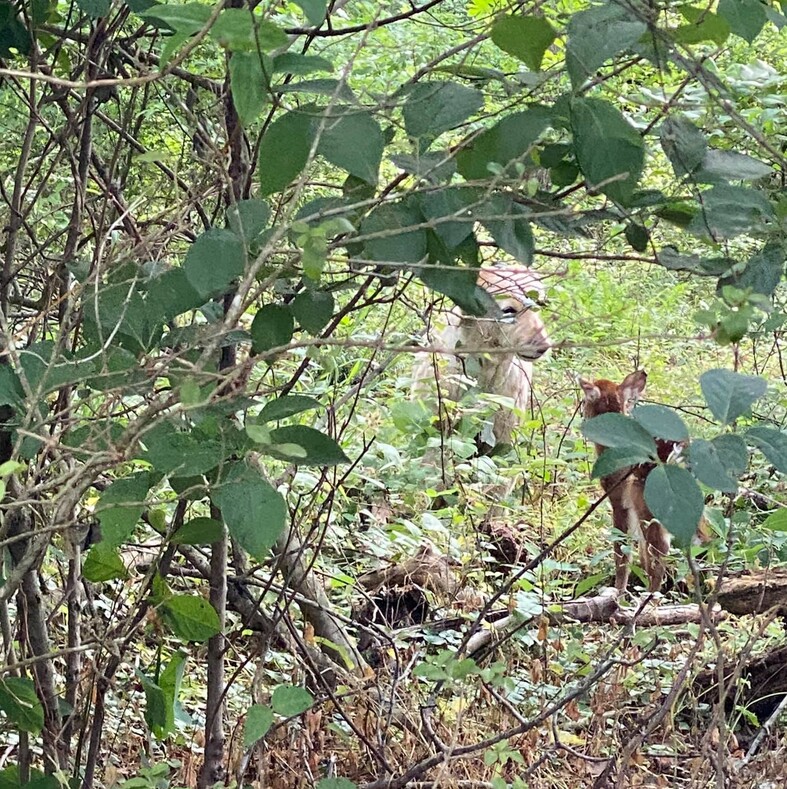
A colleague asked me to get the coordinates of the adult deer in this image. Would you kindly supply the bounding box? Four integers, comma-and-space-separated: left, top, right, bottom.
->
411, 266, 551, 452
579, 371, 678, 593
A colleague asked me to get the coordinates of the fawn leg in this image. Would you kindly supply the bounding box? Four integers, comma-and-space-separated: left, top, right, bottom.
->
611, 504, 632, 592
643, 521, 671, 592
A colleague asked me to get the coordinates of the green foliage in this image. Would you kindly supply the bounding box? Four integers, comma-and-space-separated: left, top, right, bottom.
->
0, 678, 44, 734
138, 653, 187, 739
159, 596, 222, 643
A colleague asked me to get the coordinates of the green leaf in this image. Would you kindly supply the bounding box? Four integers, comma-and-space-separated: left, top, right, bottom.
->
402, 82, 484, 151
244, 704, 275, 748
675, 7, 730, 45
660, 116, 706, 178
690, 435, 747, 492
566, 4, 646, 87
97, 471, 152, 546
142, 422, 225, 476
762, 509, 787, 531
171, 517, 224, 545
0, 3, 31, 56
591, 446, 653, 479
212, 460, 287, 559
258, 111, 316, 195
456, 108, 551, 181
146, 267, 205, 320
316, 780, 355, 789
420, 248, 489, 317
272, 52, 332, 75
317, 110, 383, 184
361, 202, 427, 264
265, 425, 349, 465
688, 185, 773, 239
570, 97, 644, 205
631, 405, 689, 442
625, 222, 649, 252
718, 244, 784, 297
258, 394, 321, 423
83, 543, 127, 583
700, 150, 772, 181
160, 595, 221, 642
139, 652, 185, 739
746, 426, 787, 472
271, 684, 313, 716
419, 187, 477, 249
230, 53, 268, 126
0, 678, 44, 733
700, 369, 767, 424
251, 304, 294, 354
475, 194, 534, 265
644, 465, 705, 548
291, 289, 335, 334
718, 0, 767, 41
0, 365, 23, 407
184, 228, 246, 300
210, 8, 254, 50
227, 198, 270, 244
139, 3, 211, 32
77, 0, 109, 17
293, 0, 327, 25
490, 15, 556, 72
581, 413, 656, 456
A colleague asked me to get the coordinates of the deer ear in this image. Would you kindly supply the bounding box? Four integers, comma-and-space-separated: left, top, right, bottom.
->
578, 377, 600, 402
620, 370, 647, 403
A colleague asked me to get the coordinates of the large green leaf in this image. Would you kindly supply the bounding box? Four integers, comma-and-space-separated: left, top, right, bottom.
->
361, 201, 427, 264
746, 426, 787, 472
230, 53, 268, 126
227, 198, 270, 245
258, 395, 321, 423
591, 446, 654, 479
566, 4, 646, 87
77, 0, 109, 17
490, 15, 556, 72
244, 704, 275, 747
211, 461, 287, 559
644, 465, 705, 548
700, 369, 767, 424
718, 244, 784, 297
419, 187, 478, 249
141, 421, 225, 476
258, 110, 316, 195
632, 405, 689, 442
265, 425, 349, 465
272, 52, 333, 75
139, 3, 211, 32
570, 97, 644, 205
474, 193, 534, 265
581, 413, 656, 457
160, 595, 221, 642
171, 517, 224, 545
700, 150, 773, 182
0, 678, 44, 734
96, 471, 153, 546
271, 684, 313, 716
660, 116, 706, 178
251, 304, 294, 354
456, 108, 551, 181
293, 0, 327, 25
690, 435, 747, 492
146, 267, 205, 320
317, 110, 383, 184
402, 81, 484, 151
291, 289, 334, 334
688, 185, 773, 239
184, 228, 246, 300
718, 0, 767, 41
83, 543, 127, 582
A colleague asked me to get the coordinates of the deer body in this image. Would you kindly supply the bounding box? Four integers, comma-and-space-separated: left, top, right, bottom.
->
579, 371, 673, 593
411, 267, 550, 450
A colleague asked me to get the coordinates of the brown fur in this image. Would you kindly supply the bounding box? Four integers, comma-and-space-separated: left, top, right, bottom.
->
579, 371, 674, 593
411, 266, 550, 449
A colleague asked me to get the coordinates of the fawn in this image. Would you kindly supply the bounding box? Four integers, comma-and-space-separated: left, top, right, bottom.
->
579, 370, 675, 593
411, 266, 551, 451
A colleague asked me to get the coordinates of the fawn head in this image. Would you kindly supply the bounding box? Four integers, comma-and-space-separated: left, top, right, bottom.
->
579, 370, 647, 419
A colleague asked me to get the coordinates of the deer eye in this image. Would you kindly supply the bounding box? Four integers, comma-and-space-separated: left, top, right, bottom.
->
502, 305, 520, 316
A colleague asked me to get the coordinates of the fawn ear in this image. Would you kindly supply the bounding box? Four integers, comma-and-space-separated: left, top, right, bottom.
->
620, 370, 647, 404
578, 377, 600, 402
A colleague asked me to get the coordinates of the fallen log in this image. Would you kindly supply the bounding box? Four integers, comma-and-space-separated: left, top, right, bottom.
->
716, 568, 787, 616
